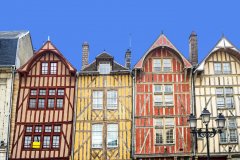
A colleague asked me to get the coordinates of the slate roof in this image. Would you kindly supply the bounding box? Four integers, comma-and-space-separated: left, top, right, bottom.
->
81, 52, 129, 73
0, 31, 29, 66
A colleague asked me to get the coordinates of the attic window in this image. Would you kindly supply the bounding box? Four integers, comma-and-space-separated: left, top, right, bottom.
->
99, 61, 111, 74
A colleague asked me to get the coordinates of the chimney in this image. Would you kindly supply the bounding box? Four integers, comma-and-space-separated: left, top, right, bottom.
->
82, 42, 89, 70
189, 31, 198, 66
125, 49, 131, 69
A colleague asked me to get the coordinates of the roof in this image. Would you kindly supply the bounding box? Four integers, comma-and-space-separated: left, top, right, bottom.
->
18, 40, 76, 74
81, 52, 129, 73
134, 34, 192, 69
195, 36, 240, 72
0, 31, 29, 66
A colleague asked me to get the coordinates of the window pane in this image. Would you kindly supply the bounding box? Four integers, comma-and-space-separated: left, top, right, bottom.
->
26, 126, 32, 133
154, 85, 162, 93
99, 62, 111, 74
214, 63, 221, 74
42, 63, 48, 74
43, 136, 50, 148
154, 95, 163, 106
57, 89, 64, 96
164, 85, 173, 93
154, 119, 163, 128
228, 119, 236, 128
54, 126, 61, 132
216, 88, 223, 95
30, 90, 37, 96
93, 91, 103, 109
163, 59, 172, 72
45, 126, 52, 132
165, 118, 174, 126
153, 59, 161, 72
107, 91, 117, 109
223, 63, 231, 74
165, 95, 173, 106
107, 124, 118, 147
92, 124, 103, 148
50, 62, 57, 74
49, 89, 56, 95
225, 87, 233, 94
230, 130, 238, 143
29, 99, 36, 108
226, 97, 234, 108
35, 126, 42, 132
38, 99, 45, 108
24, 136, 32, 148
33, 136, 41, 142
48, 99, 55, 108
166, 129, 174, 143
39, 89, 46, 95
216, 97, 224, 107
220, 130, 227, 143
155, 129, 163, 144
56, 99, 63, 108
52, 136, 60, 148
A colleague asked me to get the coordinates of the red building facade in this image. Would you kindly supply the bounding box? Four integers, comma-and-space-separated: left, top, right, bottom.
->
133, 34, 192, 159
10, 41, 76, 160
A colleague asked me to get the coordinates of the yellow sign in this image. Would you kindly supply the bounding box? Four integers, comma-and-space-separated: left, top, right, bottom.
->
32, 142, 41, 149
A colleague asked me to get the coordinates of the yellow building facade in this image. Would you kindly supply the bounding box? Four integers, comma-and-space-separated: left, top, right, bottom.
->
73, 47, 132, 160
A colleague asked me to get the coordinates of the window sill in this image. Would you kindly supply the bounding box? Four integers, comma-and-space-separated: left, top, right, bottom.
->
217, 107, 235, 110
154, 143, 175, 146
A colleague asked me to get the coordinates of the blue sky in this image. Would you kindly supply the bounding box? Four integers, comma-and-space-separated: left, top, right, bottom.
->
1, 0, 240, 69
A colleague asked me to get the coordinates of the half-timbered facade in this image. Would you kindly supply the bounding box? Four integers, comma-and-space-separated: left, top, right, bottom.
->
0, 31, 33, 160
73, 47, 132, 160
10, 40, 76, 160
194, 37, 240, 160
133, 34, 192, 159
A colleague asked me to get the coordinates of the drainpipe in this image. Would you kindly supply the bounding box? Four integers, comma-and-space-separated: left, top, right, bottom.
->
71, 72, 78, 160
6, 65, 16, 160
131, 69, 136, 159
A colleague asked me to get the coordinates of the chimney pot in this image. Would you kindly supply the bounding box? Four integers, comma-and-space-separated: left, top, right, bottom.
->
82, 42, 89, 70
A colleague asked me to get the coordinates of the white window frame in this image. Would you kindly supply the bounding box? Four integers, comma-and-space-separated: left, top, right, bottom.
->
153, 59, 161, 72
107, 124, 118, 148
92, 124, 103, 148
41, 62, 48, 74
99, 62, 111, 74
50, 62, 57, 74
163, 59, 172, 72
92, 91, 103, 109
107, 90, 118, 109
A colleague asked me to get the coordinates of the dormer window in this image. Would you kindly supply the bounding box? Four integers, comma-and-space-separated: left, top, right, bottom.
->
99, 61, 111, 74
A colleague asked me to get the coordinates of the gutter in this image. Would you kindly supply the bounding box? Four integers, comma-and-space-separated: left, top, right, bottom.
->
71, 72, 79, 160
131, 69, 136, 159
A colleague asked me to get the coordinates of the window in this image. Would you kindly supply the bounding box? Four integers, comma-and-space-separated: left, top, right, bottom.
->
214, 63, 221, 74
43, 136, 50, 148
154, 95, 163, 106
38, 99, 45, 108
45, 126, 52, 132
163, 59, 172, 72
24, 136, 32, 148
107, 91, 117, 109
52, 136, 60, 148
220, 119, 238, 144
29, 99, 36, 108
154, 118, 174, 144
35, 126, 42, 133
56, 99, 63, 108
41, 63, 48, 74
223, 63, 231, 74
54, 126, 61, 133
39, 89, 46, 95
49, 89, 56, 95
107, 124, 118, 147
26, 126, 33, 133
99, 62, 111, 74
216, 87, 234, 108
154, 85, 162, 94
34, 136, 41, 142
50, 62, 57, 74
57, 89, 64, 96
220, 130, 227, 143
153, 84, 174, 107
214, 63, 231, 74
92, 124, 103, 148
30, 90, 37, 95
229, 130, 238, 143
153, 59, 161, 72
48, 99, 55, 108
93, 91, 103, 109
